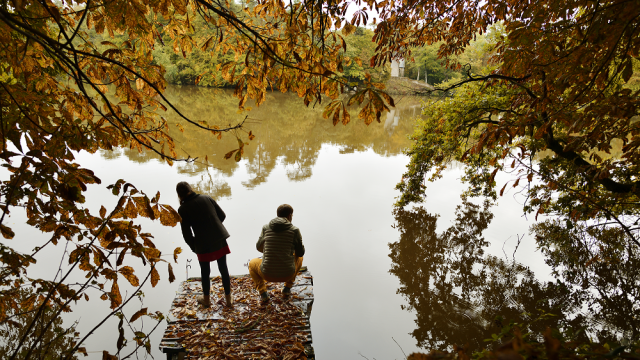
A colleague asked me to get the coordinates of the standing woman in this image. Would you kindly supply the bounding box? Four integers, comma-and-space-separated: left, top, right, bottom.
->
176, 182, 232, 307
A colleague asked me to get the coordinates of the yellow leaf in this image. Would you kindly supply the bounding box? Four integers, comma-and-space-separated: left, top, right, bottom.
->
144, 247, 161, 261
150, 266, 160, 287
119, 266, 140, 287
342, 104, 351, 125
173, 247, 182, 263
158, 206, 180, 227
100, 230, 116, 248
130, 308, 148, 322
79, 252, 92, 272
123, 199, 137, 219
342, 24, 356, 36
110, 281, 122, 309
332, 106, 340, 126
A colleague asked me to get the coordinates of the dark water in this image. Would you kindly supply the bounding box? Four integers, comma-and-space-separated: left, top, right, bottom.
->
2, 86, 579, 358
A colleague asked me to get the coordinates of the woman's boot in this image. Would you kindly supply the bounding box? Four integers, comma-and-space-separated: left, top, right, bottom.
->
197, 295, 211, 308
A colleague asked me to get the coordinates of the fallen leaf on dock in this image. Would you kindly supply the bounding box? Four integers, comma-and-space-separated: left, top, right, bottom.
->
164, 275, 311, 359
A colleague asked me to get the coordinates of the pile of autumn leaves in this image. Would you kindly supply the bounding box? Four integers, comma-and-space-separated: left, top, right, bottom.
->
165, 276, 310, 359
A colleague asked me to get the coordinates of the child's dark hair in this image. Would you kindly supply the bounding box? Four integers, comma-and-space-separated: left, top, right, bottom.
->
277, 204, 294, 218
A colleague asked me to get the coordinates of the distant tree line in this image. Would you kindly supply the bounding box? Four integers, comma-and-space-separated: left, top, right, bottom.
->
83, 12, 472, 88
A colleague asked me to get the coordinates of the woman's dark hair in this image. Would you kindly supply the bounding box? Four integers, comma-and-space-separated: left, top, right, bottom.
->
176, 182, 194, 202
277, 204, 294, 218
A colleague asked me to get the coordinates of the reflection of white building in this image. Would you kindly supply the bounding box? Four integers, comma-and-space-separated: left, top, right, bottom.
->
384, 109, 400, 135
390, 59, 405, 77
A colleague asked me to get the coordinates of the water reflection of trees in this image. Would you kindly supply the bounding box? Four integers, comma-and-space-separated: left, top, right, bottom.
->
533, 220, 640, 341
104, 86, 421, 193
0, 288, 78, 359
389, 200, 638, 352
192, 169, 232, 200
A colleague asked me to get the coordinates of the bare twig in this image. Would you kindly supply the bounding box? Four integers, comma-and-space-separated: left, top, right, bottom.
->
392, 337, 408, 360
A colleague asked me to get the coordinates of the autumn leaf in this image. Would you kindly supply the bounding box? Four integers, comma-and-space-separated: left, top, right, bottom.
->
173, 247, 182, 263
123, 199, 137, 218
118, 266, 140, 287
133, 196, 156, 220
157, 205, 181, 226
337, 105, 348, 126
151, 266, 160, 287
224, 149, 237, 159
377, 90, 394, 107
134, 331, 146, 340
116, 248, 128, 267
79, 252, 92, 272
108, 180, 126, 196
168, 263, 176, 283
0, 224, 15, 239
342, 23, 356, 36
116, 317, 124, 351
102, 351, 118, 360
332, 106, 341, 126
110, 281, 122, 309
130, 307, 148, 322
141, 233, 156, 248
144, 247, 161, 261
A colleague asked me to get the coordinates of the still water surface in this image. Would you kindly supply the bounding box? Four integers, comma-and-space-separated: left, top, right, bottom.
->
3, 86, 550, 358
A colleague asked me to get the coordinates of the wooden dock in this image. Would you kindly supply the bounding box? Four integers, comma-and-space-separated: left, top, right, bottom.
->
159, 268, 314, 359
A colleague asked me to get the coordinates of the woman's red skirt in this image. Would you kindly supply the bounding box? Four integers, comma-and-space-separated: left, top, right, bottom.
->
196, 245, 231, 262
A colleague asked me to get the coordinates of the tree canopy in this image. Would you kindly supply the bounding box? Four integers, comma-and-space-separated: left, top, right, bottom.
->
394, 1, 640, 245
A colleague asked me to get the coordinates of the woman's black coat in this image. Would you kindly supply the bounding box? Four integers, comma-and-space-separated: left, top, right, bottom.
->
178, 193, 229, 254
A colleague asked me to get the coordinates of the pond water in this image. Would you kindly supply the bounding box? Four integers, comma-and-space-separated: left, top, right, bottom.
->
2, 85, 554, 359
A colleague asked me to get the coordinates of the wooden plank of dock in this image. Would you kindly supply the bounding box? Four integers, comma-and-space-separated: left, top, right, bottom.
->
159, 268, 315, 359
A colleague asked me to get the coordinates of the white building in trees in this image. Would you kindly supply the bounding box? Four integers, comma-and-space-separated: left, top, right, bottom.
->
391, 59, 405, 77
